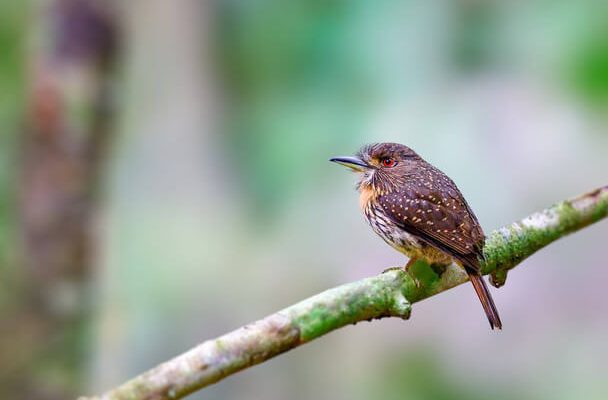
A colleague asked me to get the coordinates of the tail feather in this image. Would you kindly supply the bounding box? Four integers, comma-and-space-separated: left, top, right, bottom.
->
466, 270, 502, 330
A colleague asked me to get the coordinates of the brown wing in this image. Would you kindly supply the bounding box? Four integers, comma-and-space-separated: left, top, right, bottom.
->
377, 184, 485, 270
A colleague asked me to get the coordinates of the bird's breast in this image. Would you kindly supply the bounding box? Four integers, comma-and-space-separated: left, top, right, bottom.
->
364, 202, 454, 264
364, 203, 422, 253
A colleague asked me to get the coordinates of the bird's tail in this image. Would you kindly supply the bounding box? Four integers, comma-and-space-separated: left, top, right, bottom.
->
466, 269, 502, 330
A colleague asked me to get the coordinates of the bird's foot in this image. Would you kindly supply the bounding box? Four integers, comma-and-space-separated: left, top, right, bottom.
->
381, 266, 404, 274
409, 273, 422, 288
381, 266, 422, 288
405, 258, 421, 288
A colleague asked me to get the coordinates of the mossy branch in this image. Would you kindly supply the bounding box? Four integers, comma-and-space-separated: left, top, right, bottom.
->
82, 186, 608, 400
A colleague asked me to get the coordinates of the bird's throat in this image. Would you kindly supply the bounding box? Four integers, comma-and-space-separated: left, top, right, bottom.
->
359, 185, 376, 211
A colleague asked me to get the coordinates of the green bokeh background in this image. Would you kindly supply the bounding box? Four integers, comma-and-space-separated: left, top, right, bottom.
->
1, 1, 608, 399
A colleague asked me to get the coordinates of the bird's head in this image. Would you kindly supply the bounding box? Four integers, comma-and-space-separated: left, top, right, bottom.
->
330, 142, 421, 193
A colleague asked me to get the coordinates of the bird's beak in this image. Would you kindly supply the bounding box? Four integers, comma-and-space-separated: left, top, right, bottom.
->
329, 156, 370, 172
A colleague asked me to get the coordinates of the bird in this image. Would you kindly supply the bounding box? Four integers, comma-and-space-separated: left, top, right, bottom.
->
330, 142, 502, 329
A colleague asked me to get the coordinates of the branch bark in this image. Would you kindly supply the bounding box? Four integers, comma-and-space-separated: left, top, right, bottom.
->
83, 185, 608, 400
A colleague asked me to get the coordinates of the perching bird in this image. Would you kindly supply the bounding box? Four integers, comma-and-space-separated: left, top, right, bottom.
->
330, 143, 502, 329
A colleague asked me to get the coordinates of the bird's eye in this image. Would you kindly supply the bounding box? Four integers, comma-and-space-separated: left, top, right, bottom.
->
381, 157, 396, 168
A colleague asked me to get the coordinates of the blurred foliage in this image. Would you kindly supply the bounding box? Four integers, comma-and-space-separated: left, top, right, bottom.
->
567, 30, 608, 107
218, 0, 371, 217
451, 1, 499, 72
367, 347, 519, 400
0, 2, 26, 115
216, 0, 608, 220
0, 1, 25, 307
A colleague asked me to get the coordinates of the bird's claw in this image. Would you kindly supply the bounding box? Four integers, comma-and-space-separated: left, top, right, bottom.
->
382, 266, 421, 288
409, 273, 422, 288
381, 266, 404, 274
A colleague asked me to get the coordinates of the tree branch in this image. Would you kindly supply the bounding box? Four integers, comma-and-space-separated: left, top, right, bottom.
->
83, 186, 608, 400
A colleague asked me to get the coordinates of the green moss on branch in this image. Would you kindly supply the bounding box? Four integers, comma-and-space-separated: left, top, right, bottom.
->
83, 185, 608, 400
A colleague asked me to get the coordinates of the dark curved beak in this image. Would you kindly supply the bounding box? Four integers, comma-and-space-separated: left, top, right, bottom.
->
329, 156, 370, 172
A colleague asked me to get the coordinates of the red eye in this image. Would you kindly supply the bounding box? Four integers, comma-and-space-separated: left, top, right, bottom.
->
381, 158, 396, 168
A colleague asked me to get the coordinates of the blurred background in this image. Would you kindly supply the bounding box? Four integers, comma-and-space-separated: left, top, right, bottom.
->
1, 0, 607, 399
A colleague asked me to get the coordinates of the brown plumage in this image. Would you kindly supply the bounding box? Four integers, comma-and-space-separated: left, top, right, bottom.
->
331, 143, 502, 329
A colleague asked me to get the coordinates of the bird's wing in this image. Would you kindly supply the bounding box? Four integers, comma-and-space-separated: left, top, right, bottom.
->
376, 186, 485, 269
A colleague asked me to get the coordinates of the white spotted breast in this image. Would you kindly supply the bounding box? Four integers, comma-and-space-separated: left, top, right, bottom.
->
364, 203, 423, 256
